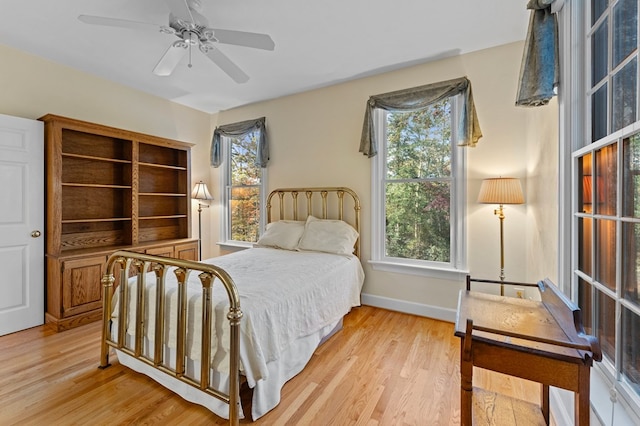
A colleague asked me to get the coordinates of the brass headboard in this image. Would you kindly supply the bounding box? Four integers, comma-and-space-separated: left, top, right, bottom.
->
265, 187, 361, 258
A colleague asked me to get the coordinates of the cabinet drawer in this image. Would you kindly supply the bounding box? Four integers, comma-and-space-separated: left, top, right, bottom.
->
145, 245, 175, 258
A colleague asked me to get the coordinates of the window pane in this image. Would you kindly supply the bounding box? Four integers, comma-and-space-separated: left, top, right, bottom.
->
595, 143, 617, 216
622, 306, 640, 396
230, 187, 260, 242
579, 217, 593, 277
385, 181, 450, 262
231, 133, 260, 186
623, 134, 640, 217
578, 278, 594, 335
623, 222, 640, 309
592, 0, 608, 25
592, 21, 609, 86
386, 101, 452, 180
613, 0, 638, 67
595, 219, 617, 291
612, 58, 638, 132
592, 84, 608, 142
596, 289, 617, 362
580, 153, 594, 213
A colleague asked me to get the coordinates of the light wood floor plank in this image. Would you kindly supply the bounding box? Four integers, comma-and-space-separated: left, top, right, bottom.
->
0, 305, 545, 425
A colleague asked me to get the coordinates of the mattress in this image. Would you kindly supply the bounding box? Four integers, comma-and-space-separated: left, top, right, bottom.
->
111, 247, 365, 420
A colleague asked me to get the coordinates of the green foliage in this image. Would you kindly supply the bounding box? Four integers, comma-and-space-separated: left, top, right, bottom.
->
230, 132, 261, 242
231, 133, 261, 185
384, 100, 452, 262
231, 187, 260, 242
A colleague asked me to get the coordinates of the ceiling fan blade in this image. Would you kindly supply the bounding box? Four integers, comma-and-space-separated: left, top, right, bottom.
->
78, 15, 164, 32
201, 46, 249, 83
163, 0, 193, 21
163, 0, 207, 26
211, 29, 275, 51
153, 42, 188, 76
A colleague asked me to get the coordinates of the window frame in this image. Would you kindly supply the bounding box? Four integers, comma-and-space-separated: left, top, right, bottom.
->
218, 133, 267, 249
369, 95, 467, 280
561, 0, 640, 422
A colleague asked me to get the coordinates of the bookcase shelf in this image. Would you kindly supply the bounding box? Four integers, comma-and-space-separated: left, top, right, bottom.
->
41, 114, 198, 331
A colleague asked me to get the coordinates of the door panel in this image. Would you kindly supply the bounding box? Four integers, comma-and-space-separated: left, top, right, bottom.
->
0, 114, 44, 336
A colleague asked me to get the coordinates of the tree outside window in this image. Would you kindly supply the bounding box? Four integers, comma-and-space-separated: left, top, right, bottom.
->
385, 100, 452, 262
372, 95, 464, 274
225, 131, 263, 243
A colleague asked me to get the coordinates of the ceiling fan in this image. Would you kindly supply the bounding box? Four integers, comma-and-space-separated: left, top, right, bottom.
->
78, 0, 275, 83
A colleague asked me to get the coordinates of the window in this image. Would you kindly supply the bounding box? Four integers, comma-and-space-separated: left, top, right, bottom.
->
569, 0, 640, 418
371, 96, 466, 277
220, 130, 266, 246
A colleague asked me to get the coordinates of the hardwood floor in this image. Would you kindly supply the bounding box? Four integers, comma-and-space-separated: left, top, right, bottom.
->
0, 306, 542, 425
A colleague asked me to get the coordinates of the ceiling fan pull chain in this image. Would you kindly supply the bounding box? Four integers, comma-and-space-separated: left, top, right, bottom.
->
188, 31, 193, 68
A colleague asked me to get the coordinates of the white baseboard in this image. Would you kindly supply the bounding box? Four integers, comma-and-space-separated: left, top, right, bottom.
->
549, 387, 574, 426
360, 293, 457, 323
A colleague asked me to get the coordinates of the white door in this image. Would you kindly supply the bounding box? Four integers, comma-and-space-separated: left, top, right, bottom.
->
0, 114, 44, 336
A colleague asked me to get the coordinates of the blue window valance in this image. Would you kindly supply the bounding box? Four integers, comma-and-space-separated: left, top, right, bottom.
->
211, 117, 268, 168
360, 76, 482, 158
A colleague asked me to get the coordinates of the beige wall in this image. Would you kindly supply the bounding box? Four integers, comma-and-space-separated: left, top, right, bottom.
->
0, 40, 559, 320
0, 43, 216, 259
213, 41, 560, 318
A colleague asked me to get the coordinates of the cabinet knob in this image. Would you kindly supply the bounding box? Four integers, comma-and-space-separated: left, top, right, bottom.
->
31, 230, 42, 238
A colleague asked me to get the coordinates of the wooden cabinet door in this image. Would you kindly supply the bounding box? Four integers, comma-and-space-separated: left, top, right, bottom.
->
175, 242, 198, 261
61, 256, 106, 318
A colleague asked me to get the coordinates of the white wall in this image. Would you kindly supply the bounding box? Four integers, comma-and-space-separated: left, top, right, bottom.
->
0, 40, 559, 321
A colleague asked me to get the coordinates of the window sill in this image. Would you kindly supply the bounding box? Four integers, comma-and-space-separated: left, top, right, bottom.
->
216, 241, 253, 252
368, 260, 468, 280
587, 366, 640, 425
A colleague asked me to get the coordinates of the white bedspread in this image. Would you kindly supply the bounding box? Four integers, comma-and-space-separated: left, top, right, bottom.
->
112, 247, 364, 419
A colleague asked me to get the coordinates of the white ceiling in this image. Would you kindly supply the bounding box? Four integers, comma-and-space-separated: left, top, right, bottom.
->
0, 1, 529, 114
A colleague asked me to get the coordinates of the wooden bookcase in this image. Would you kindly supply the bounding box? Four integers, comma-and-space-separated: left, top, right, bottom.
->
41, 114, 198, 331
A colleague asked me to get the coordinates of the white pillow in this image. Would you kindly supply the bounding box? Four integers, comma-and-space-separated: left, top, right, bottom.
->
256, 220, 305, 250
297, 216, 359, 255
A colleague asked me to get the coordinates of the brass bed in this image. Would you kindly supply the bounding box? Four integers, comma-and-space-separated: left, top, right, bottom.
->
99, 187, 362, 425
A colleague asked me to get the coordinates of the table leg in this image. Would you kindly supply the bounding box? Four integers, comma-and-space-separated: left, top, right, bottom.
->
575, 365, 591, 426
541, 383, 549, 424
460, 322, 474, 426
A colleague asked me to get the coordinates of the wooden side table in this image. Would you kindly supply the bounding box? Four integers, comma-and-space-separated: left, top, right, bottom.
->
455, 277, 601, 425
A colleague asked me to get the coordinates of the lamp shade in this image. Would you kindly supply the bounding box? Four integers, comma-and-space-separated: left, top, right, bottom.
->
477, 177, 524, 205
191, 181, 213, 200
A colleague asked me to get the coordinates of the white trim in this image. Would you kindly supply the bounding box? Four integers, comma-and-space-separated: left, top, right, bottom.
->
547, 367, 640, 426
368, 260, 468, 281
218, 133, 268, 245
557, 0, 576, 292
549, 387, 574, 426
369, 96, 467, 272
590, 366, 640, 426
360, 293, 457, 323
216, 241, 252, 251
561, 0, 640, 422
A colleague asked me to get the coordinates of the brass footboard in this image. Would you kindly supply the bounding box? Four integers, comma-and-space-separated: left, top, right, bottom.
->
99, 250, 243, 426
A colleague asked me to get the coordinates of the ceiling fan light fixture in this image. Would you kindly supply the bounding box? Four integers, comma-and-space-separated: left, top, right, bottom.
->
183, 30, 198, 45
